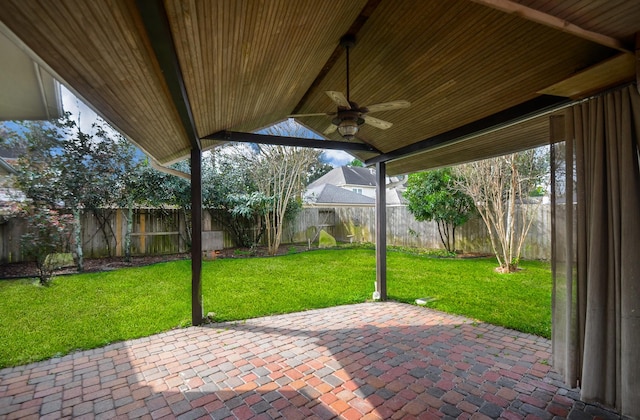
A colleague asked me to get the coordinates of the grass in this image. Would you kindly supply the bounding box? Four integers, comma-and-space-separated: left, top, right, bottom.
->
385, 250, 552, 338
0, 248, 551, 368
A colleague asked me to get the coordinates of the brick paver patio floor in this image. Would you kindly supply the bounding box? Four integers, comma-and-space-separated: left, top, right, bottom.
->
0, 302, 623, 419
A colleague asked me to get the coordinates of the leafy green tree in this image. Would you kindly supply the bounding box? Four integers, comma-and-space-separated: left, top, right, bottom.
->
202, 120, 329, 250
304, 159, 333, 185
19, 205, 74, 285
111, 152, 149, 261
405, 168, 475, 253
203, 147, 266, 248
11, 113, 140, 270
131, 159, 192, 248
216, 141, 318, 254
348, 159, 364, 167
132, 147, 268, 250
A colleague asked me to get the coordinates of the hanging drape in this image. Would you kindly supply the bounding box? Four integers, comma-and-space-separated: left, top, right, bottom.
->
551, 84, 640, 419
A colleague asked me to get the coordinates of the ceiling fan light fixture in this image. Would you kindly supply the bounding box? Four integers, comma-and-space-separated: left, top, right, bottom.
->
337, 119, 359, 140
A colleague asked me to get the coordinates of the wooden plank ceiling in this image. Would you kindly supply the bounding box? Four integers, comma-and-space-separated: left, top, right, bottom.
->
0, 0, 638, 174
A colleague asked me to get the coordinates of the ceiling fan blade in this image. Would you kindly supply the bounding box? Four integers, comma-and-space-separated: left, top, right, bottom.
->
288, 112, 332, 117
365, 100, 411, 113
325, 91, 351, 109
323, 124, 338, 135
364, 115, 393, 130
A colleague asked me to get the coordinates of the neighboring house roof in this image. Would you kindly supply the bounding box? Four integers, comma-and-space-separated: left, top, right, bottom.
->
0, 156, 24, 210
305, 184, 375, 206
308, 166, 377, 190
305, 165, 408, 206
386, 189, 407, 207
305, 182, 407, 207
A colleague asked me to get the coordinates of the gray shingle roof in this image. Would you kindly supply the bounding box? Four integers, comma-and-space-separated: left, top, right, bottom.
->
307, 166, 376, 189
305, 184, 375, 205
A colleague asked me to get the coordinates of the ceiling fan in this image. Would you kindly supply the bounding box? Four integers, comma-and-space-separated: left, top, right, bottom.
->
289, 34, 410, 140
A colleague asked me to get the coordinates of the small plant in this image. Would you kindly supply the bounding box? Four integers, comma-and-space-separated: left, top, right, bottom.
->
287, 246, 298, 255
20, 205, 74, 285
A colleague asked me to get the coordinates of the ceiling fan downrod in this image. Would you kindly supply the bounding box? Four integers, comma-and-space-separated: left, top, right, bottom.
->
340, 34, 356, 104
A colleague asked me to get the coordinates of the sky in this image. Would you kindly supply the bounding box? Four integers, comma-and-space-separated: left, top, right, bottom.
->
60, 87, 354, 167
61, 86, 99, 135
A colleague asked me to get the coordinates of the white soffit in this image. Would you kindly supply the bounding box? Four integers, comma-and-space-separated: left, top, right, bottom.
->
0, 23, 61, 121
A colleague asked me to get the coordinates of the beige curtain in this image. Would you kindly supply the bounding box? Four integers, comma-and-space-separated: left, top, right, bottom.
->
551, 84, 640, 419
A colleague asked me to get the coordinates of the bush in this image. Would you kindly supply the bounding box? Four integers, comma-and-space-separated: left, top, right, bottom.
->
20, 206, 74, 285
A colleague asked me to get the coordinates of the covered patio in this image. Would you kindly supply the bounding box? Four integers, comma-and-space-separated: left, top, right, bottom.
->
0, 0, 639, 418
0, 302, 622, 419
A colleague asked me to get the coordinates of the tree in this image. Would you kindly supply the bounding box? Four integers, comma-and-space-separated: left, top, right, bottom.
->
11, 113, 140, 270
204, 120, 327, 253
250, 144, 318, 255
405, 168, 475, 253
19, 205, 74, 285
130, 146, 268, 251
255, 121, 321, 254
455, 149, 547, 272
111, 153, 149, 261
228, 121, 320, 255
131, 159, 192, 248
349, 159, 364, 167
202, 146, 266, 248
304, 159, 333, 185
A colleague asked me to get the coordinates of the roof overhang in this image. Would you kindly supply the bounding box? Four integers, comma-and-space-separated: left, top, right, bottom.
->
0, 1, 637, 175
0, 22, 61, 121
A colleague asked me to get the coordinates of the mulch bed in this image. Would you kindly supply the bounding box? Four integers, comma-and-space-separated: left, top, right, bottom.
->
0, 244, 312, 280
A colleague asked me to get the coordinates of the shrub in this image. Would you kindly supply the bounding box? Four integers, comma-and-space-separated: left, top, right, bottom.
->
20, 206, 74, 285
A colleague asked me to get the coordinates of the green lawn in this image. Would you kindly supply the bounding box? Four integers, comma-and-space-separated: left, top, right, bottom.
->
0, 248, 551, 368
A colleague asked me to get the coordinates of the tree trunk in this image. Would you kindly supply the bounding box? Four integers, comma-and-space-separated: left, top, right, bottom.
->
92, 209, 115, 257
73, 207, 83, 272
436, 220, 449, 252
125, 205, 133, 262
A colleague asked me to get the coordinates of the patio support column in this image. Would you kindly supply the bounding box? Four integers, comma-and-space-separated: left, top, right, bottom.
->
191, 148, 203, 326
375, 161, 387, 300
135, 0, 205, 326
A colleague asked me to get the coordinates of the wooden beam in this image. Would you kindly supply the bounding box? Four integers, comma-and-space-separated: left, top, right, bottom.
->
135, 0, 201, 151
538, 53, 636, 99
203, 130, 381, 153
366, 95, 570, 166
375, 161, 387, 301
470, 0, 632, 53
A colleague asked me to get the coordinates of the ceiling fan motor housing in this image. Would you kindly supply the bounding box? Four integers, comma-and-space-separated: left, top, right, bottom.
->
332, 109, 365, 127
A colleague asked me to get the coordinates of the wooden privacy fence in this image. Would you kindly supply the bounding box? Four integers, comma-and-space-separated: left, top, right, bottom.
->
284, 205, 551, 260
0, 205, 551, 264
1, 209, 190, 263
